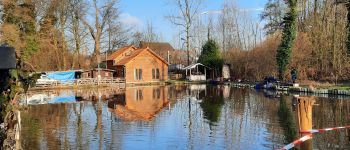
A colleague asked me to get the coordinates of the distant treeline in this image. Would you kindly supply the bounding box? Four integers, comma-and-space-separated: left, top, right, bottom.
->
224, 0, 350, 82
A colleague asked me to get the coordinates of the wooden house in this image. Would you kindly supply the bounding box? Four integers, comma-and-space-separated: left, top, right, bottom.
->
106, 46, 168, 83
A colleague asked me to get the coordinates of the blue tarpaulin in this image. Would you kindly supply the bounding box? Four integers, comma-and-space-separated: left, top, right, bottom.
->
47, 71, 75, 83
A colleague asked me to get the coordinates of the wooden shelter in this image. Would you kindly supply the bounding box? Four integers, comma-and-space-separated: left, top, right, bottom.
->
183, 63, 210, 81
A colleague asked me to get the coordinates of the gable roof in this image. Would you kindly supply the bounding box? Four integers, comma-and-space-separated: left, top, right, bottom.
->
107, 45, 137, 61
183, 63, 211, 70
139, 41, 175, 52
116, 47, 169, 66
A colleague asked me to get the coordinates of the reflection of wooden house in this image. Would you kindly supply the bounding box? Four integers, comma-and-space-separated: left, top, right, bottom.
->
108, 86, 169, 121
81, 69, 115, 79
106, 46, 168, 83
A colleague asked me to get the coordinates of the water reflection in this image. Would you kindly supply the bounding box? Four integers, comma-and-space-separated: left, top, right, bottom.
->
199, 86, 225, 127
18, 85, 350, 149
108, 86, 169, 121
278, 96, 297, 144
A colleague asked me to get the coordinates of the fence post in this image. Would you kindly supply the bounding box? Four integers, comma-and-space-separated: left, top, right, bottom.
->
296, 96, 315, 150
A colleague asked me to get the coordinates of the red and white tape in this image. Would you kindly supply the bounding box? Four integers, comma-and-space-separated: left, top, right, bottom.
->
280, 134, 313, 150
281, 125, 350, 150
300, 125, 350, 134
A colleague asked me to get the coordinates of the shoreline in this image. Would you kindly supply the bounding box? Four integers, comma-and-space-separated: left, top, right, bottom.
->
25, 80, 350, 97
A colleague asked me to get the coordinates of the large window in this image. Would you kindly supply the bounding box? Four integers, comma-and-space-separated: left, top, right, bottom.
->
135, 68, 142, 80
152, 68, 160, 79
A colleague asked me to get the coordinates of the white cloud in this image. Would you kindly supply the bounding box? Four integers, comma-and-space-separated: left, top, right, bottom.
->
240, 7, 264, 12
200, 7, 263, 15
201, 10, 222, 15
120, 13, 143, 28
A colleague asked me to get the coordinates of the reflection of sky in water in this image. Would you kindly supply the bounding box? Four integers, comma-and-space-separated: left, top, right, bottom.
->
19, 86, 350, 149
19, 90, 76, 105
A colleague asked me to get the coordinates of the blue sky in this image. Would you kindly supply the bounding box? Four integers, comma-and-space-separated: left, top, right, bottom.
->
119, 0, 268, 43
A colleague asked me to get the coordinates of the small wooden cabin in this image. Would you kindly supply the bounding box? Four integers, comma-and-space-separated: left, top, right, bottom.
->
106, 46, 168, 83
81, 69, 115, 79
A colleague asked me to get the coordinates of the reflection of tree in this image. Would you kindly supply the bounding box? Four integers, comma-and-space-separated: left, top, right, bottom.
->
20, 112, 41, 150
278, 96, 297, 143
200, 87, 224, 127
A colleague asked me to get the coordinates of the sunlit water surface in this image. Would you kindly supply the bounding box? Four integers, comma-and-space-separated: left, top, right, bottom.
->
18, 85, 350, 149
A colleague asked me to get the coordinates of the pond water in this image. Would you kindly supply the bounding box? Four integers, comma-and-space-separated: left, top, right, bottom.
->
18, 85, 350, 150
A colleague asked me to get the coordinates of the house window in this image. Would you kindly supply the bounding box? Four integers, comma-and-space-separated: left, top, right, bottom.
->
156, 69, 160, 79
135, 89, 143, 100
152, 68, 160, 80
135, 68, 142, 80
113, 60, 116, 65
152, 88, 161, 99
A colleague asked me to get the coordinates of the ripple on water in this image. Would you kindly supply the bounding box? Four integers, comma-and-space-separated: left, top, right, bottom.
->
19, 86, 350, 149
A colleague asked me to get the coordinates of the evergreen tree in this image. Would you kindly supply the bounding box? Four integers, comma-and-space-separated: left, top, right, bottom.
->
198, 39, 224, 70
276, 0, 297, 81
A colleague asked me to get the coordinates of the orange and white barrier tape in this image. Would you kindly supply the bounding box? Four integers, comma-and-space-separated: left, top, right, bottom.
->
280, 134, 313, 150
299, 125, 350, 134
281, 125, 350, 150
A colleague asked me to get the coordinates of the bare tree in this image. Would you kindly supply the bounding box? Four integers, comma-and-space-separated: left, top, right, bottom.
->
167, 0, 203, 65
104, 6, 130, 53
67, 0, 88, 69
143, 21, 160, 42
81, 0, 119, 67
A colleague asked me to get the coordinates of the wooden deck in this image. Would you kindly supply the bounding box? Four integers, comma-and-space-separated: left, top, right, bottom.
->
33, 78, 125, 89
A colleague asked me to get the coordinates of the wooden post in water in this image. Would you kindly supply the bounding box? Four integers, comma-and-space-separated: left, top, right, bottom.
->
296, 96, 315, 150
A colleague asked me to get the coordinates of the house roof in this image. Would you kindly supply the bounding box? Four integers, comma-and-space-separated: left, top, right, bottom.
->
116, 47, 169, 66
139, 41, 175, 52
107, 45, 137, 61
182, 63, 211, 70
83, 68, 116, 72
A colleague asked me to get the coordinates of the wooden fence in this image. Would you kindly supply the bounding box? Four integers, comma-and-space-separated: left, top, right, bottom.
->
34, 78, 125, 89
